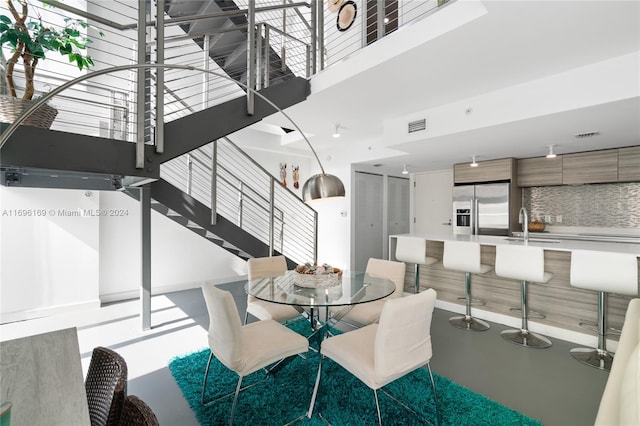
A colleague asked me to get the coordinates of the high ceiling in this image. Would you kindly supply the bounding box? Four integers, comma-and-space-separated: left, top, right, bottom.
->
260, 0, 640, 175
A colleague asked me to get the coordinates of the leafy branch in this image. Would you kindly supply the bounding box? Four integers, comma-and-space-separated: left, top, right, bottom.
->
0, 0, 103, 100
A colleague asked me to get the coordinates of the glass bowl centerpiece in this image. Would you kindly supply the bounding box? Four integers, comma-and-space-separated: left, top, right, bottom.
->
294, 262, 343, 288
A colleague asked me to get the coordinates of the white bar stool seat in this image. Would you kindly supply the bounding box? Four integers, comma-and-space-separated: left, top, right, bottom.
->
495, 244, 553, 348
395, 236, 438, 294
443, 240, 492, 331
569, 250, 638, 370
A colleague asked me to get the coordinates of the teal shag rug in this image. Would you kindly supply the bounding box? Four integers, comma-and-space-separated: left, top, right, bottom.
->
169, 321, 542, 426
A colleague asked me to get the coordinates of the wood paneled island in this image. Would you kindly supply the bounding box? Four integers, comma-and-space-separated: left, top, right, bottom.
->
389, 233, 640, 344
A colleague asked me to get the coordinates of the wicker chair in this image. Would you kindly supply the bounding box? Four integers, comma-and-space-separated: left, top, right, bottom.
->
85, 346, 128, 426
119, 395, 159, 426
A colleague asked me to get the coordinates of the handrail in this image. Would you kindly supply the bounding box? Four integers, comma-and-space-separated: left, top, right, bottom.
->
40, 0, 311, 31
189, 152, 286, 222
222, 138, 317, 215
160, 3, 311, 27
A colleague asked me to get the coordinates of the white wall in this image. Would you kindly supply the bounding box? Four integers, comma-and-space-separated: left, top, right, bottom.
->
98, 191, 246, 302
0, 187, 100, 323
0, 186, 247, 323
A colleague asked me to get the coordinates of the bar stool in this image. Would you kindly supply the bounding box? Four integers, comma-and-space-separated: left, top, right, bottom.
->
569, 250, 638, 370
395, 236, 437, 294
495, 244, 553, 348
442, 240, 491, 331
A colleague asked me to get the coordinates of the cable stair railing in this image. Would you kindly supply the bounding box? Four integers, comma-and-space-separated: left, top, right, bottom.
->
158, 136, 318, 266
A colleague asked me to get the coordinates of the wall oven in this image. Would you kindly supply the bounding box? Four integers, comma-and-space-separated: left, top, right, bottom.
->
452, 182, 510, 236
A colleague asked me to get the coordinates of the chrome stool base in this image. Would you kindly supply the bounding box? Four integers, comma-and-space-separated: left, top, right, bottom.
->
449, 315, 490, 332
501, 329, 552, 349
570, 347, 613, 371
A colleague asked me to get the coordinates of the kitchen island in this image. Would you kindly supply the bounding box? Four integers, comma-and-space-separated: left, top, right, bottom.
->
389, 233, 640, 345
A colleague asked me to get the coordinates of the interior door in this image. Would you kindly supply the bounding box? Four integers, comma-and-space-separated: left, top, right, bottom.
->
414, 170, 453, 233
354, 171, 384, 272
387, 176, 410, 236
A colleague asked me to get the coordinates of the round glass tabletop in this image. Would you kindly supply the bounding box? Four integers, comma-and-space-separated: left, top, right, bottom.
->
246, 270, 396, 308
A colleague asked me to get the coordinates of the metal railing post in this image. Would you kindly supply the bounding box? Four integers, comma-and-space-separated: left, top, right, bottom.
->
313, 210, 318, 264
310, 0, 317, 74
135, 0, 147, 168
238, 182, 244, 227
281, 0, 287, 73
247, 0, 256, 115
377, 0, 385, 41
186, 154, 193, 195
269, 177, 275, 256
256, 24, 263, 90
317, 0, 324, 70
264, 25, 271, 88
211, 141, 218, 225
155, 0, 164, 154
279, 211, 285, 254
203, 35, 210, 109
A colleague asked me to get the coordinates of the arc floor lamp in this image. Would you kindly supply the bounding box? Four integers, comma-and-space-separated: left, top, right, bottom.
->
0, 63, 345, 202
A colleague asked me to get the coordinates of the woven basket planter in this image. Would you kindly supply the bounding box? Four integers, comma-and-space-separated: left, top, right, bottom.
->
0, 94, 58, 129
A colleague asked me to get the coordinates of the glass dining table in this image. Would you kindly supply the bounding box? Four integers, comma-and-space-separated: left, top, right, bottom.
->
246, 269, 396, 345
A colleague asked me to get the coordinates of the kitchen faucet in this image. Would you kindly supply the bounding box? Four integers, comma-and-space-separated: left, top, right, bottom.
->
519, 207, 529, 243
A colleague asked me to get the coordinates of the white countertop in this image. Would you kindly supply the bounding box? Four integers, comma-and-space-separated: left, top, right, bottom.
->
390, 233, 640, 256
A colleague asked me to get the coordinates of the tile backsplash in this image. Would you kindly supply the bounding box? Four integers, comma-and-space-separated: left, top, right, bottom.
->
524, 182, 640, 228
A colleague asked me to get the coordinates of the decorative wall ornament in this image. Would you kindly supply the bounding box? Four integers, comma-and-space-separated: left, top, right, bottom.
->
292, 166, 300, 189
279, 163, 287, 187
327, 0, 344, 13
337, 1, 357, 32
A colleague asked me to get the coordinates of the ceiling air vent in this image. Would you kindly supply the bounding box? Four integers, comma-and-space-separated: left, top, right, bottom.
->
575, 131, 600, 139
408, 118, 427, 133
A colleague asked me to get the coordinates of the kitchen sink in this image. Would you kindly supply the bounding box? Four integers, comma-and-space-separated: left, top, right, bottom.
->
503, 237, 562, 243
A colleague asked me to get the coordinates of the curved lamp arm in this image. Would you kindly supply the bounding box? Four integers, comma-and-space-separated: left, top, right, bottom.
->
0, 63, 344, 201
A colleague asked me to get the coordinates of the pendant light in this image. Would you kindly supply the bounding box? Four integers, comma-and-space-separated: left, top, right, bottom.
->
470, 155, 479, 167
402, 165, 409, 175
332, 124, 341, 138
546, 144, 557, 158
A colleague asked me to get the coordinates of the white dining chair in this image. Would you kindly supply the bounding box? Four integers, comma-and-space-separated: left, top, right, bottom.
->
330, 258, 406, 327
201, 284, 309, 425
309, 288, 439, 425
245, 255, 302, 324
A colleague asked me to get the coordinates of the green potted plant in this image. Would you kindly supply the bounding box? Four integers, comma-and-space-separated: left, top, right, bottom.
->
0, 0, 101, 128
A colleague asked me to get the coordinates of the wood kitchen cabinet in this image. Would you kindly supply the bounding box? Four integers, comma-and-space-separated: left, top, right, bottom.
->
454, 158, 515, 183
562, 149, 618, 184
618, 146, 640, 182
517, 156, 563, 187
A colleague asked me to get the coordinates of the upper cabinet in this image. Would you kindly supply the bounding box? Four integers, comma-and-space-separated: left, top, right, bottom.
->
454, 158, 515, 184
515, 146, 640, 186
517, 156, 563, 187
618, 146, 640, 182
562, 150, 618, 184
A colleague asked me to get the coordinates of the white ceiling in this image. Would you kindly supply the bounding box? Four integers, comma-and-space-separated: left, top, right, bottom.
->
259, 0, 640, 175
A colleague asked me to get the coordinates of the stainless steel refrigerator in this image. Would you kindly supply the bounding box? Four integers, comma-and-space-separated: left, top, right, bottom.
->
452, 182, 510, 236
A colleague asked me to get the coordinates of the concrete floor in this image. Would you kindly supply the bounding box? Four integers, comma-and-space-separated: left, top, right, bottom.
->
0, 281, 609, 425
